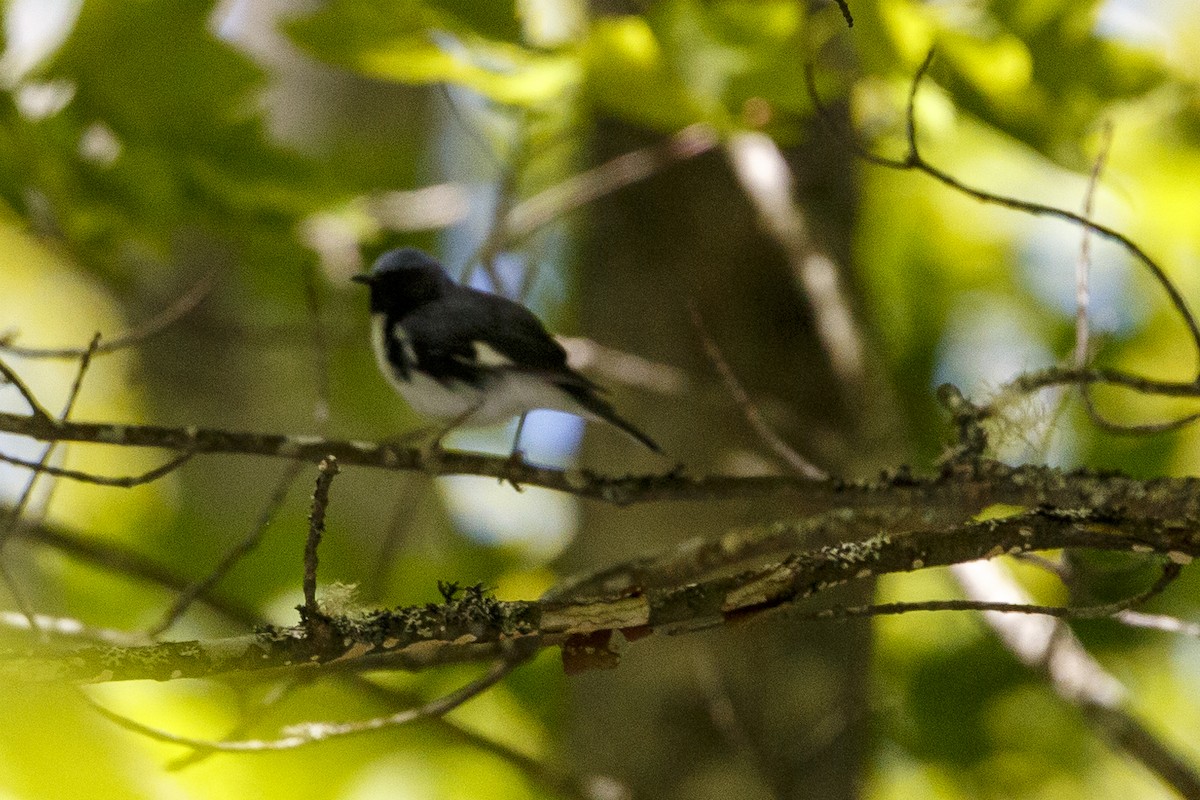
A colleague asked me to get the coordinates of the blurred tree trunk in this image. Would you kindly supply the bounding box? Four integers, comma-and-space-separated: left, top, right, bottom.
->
566, 99, 876, 795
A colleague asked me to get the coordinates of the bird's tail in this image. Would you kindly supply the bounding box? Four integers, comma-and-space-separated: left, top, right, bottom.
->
563, 385, 662, 454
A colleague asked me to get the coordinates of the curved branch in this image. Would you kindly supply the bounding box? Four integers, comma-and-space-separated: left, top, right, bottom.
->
0, 449, 194, 488
86, 659, 517, 752
806, 53, 1200, 389
0, 271, 218, 360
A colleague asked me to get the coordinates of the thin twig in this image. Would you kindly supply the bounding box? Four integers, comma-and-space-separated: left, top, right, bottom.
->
831, 0, 853, 27
0, 334, 102, 633
558, 336, 688, 395
0, 354, 51, 420
795, 561, 1179, 623
0, 271, 218, 359
3, 333, 101, 541
342, 668, 600, 800
436, 83, 504, 172
1075, 122, 1112, 370
691, 650, 775, 791
806, 53, 1200, 387
0, 449, 194, 488
303, 457, 339, 617
499, 124, 718, 250
86, 659, 516, 752
688, 303, 827, 479
462, 120, 529, 294
149, 461, 304, 636
1115, 610, 1200, 638
0, 559, 38, 640
168, 677, 309, 770
1066, 125, 1186, 435
14, 522, 261, 626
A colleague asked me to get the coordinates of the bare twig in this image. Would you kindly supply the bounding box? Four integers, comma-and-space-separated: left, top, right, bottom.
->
3, 333, 101, 540
1115, 610, 1200, 638
795, 561, 1179, 623
831, 0, 853, 28
11, 408, 1200, 514
499, 124, 718, 249
0, 271, 218, 359
15, 522, 260, 626
149, 461, 304, 636
0, 559, 38, 639
1, 334, 102, 633
0, 355, 51, 420
806, 53, 1200, 390
1075, 122, 1112, 370
0, 449, 194, 488
86, 659, 516, 752
303, 457, 339, 618
345, 668, 600, 800
689, 303, 827, 479
462, 122, 530, 294
436, 83, 504, 172
1064, 125, 1192, 435
558, 336, 687, 395
167, 677, 309, 770
691, 651, 774, 790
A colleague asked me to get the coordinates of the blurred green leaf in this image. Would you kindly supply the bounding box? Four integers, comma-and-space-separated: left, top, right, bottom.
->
877, 0, 1170, 164
287, 0, 568, 107
5, 0, 335, 282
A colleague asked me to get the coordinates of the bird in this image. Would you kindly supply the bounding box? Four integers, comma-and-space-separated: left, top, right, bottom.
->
352, 248, 661, 458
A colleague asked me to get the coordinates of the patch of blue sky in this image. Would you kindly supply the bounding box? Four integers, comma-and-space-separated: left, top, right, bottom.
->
1017, 219, 1144, 337
436, 472, 579, 557
933, 291, 1056, 396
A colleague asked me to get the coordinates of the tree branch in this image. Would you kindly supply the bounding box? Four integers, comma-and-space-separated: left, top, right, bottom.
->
4, 408, 1200, 516
6, 507, 1196, 684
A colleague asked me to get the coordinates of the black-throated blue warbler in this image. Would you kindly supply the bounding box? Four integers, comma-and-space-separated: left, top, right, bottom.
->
353, 248, 661, 456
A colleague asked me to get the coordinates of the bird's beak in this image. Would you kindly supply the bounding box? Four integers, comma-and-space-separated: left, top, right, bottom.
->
351, 274, 372, 285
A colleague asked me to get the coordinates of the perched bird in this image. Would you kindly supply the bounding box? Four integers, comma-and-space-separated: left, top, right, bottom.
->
353, 248, 661, 455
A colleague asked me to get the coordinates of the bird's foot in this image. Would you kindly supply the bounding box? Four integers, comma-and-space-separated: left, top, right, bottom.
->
499, 448, 527, 492
418, 433, 452, 474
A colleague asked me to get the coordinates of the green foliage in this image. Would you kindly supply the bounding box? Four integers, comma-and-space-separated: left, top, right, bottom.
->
3, 1, 1200, 799
287, 0, 567, 107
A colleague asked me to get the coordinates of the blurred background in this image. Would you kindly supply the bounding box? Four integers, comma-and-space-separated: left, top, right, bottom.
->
2, 0, 1200, 798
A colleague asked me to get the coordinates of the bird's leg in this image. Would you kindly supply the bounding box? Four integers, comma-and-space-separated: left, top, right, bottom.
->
419, 405, 480, 468
500, 413, 530, 491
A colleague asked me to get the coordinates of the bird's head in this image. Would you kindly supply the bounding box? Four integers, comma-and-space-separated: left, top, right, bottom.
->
352, 248, 451, 313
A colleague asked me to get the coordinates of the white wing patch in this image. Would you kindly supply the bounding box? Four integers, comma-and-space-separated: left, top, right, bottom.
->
466, 340, 515, 368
